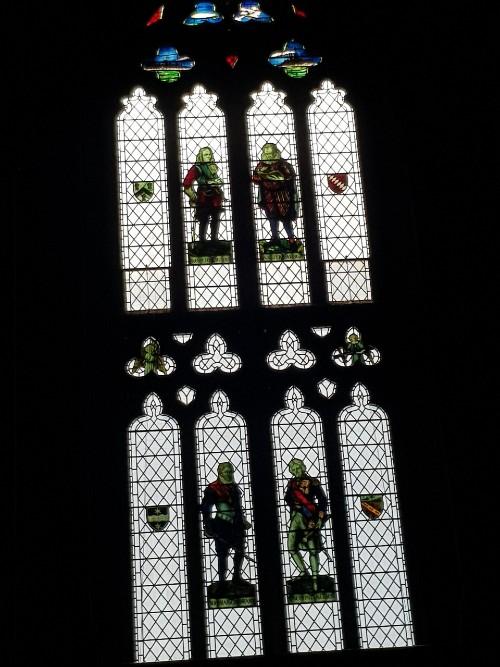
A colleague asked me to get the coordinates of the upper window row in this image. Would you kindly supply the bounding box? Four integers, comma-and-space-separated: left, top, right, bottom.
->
116, 81, 371, 312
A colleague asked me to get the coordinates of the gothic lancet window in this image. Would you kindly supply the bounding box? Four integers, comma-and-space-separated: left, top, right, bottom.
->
271, 387, 343, 652
196, 391, 263, 658
117, 88, 172, 312
178, 85, 239, 310
246, 82, 310, 307
338, 384, 414, 648
128, 393, 190, 662
307, 80, 371, 303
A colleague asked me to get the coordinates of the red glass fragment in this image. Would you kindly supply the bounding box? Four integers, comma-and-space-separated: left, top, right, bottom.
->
146, 5, 164, 27
292, 4, 307, 18
225, 54, 239, 68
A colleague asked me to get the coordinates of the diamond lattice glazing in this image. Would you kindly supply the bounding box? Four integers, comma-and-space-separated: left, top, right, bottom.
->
337, 384, 414, 648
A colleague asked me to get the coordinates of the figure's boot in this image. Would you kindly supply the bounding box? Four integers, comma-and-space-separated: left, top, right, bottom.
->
291, 552, 307, 578
310, 553, 319, 591
232, 551, 245, 584
217, 555, 227, 584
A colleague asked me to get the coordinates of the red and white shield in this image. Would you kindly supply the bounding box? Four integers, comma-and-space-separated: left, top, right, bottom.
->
327, 173, 349, 194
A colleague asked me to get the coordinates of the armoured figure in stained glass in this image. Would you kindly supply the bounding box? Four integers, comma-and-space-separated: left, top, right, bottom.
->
285, 458, 336, 603
201, 461, 257, 608
183, 147, 232, 264
183, 146, 223, 241
252, 143, 304, 261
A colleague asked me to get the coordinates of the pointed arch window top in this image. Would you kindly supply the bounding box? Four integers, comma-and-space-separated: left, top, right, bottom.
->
310, 79, 349, 112
351, 382, 370, 407
119, 87, 158, 115
284, 385, 304, 410
182, 84, 218, 111
143, 391, 163, 417
250, 81, 287, 107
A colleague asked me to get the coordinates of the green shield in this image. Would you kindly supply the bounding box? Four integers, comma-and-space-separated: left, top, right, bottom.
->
133, 181, 155, 202
146, 505, 170, 531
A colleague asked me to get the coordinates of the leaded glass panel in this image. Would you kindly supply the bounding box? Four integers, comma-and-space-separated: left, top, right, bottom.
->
338, 383, 414, 648
196, 391, 263, 658
128, 393, 190, 662
307, 80, 372, 303
116, 88, 172, 311
178, 85, 239, 310
271, 387, 343, 652
246, 82, 310, 306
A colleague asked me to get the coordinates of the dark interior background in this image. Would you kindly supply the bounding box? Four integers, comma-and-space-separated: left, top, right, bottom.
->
13, 1, 494, 665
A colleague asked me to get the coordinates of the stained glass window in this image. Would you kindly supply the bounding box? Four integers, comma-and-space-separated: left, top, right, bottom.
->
178, 86, 239, 310
271, 386, 343, 652
195, 391, 263, 658
307, 80, 372, 303
128, 393, 190, 662
246, 82, 311, 307
338, 383, 414, 648
116, 88, 172, 312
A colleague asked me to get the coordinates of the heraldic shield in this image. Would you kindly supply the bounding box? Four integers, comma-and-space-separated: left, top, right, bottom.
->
327, 173, 349, 194
359, 494, 384, 520
133, 181, 155, 202
146, 505, 170, 531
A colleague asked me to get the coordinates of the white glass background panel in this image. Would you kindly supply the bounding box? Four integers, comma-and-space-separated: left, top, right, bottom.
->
271, 387, 343, 653
195, 391, 262, 658
178, 85, 239, 310
247, 82, 310, 307
307, 80, 372, 303
128, 393, 190, 662
116, 88, 171, 311
338, 384, 414, 649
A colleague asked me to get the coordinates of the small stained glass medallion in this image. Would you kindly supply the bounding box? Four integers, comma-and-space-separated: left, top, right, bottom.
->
193, 333, 242, 374
332, 327, 380, 367
233, 1, 273, 23
184, 2, 223, 25
267, 330, 316, 371
145, 505, 170, 531
268, 40, 321, 79
126, 337, 175, 377
142, 47, 195, 83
